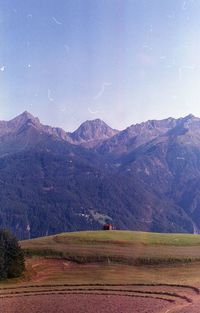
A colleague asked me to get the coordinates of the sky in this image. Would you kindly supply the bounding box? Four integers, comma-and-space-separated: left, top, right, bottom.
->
0, 0, 200, 131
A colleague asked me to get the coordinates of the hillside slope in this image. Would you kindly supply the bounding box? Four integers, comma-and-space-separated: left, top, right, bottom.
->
0, 112, 200, 238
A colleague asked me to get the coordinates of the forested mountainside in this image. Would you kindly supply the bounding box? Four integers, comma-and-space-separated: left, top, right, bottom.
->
0, 111, 199, 238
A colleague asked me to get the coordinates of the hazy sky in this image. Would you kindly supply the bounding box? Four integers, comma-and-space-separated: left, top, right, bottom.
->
0, 0, 200, 131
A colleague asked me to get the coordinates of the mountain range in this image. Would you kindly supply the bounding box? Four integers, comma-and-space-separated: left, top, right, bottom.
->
0, 111, 200, 239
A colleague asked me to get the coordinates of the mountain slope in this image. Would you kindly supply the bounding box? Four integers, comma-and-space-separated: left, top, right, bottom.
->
0, 112, 200, 238
0, 135, 178, 238
117, 114, 200, 232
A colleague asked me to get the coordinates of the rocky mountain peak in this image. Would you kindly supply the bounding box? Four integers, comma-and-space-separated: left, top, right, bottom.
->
0, 111, 41, 137
70, 119, 119, 144
165, 114, 200, 137
9, 111, 40, 128
184, 114, 196, 120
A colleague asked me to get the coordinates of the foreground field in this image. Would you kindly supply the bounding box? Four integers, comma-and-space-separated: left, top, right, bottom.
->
0, 257, 199, 313
2, 230, 200, 312
0, 294, 173, 313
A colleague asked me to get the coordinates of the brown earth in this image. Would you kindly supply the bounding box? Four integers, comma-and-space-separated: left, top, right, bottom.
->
1, 258, 200, 313
170, 299, 200, 313
0, 294, 172, 313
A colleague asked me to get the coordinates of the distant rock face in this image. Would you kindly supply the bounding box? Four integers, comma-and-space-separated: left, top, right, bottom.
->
0, 111, 40, 136
1, 111, 200, 238
96, 117, 178, 157
69, 119, 119, 147
0, 113, 118, 152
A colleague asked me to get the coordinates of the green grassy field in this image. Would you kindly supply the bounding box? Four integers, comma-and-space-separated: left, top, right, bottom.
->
21, 230, 200, 266
21, 230, 200, 246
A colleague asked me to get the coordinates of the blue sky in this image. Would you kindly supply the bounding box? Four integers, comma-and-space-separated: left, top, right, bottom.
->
0, 0, 200, 131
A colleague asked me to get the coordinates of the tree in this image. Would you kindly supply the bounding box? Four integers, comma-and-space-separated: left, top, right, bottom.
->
0, 229, 25, 279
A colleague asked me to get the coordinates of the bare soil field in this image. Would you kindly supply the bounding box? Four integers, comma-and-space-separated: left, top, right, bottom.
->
0, 258, 199, 313
174, 300, 200, 313
0, 294, 173, 313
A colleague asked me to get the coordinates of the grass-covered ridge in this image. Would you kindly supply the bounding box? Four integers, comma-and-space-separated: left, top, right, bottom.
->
22, 230, 200, 245
21, 230, 200, 266
50, 230, 200, 245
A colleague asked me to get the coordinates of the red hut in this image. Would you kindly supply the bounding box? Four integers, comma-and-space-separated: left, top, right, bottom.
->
103, 223, 113, 230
